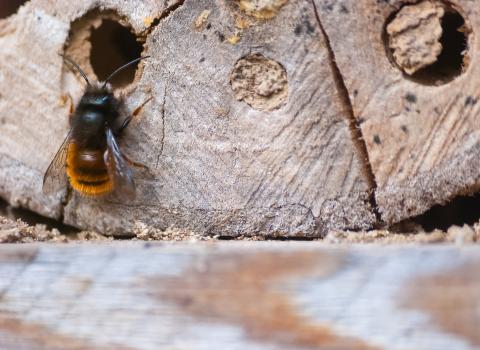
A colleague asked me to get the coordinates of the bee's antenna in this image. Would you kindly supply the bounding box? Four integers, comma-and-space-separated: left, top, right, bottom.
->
60, 54, 91, 86
102, 56, 150, 89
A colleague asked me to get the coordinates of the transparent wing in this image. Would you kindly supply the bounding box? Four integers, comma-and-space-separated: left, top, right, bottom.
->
42, 131, 72, 195
105, 128, 136, 200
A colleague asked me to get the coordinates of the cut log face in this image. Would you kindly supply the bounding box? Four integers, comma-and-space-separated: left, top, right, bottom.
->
314, 0, 480, 224
0, 0, 376, 236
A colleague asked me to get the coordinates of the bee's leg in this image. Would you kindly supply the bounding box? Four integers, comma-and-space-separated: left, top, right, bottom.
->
68, 94, 74, 115
117, 116, 132, 133
122, 152, 149, 170
118, 96, 153, 134
61, 93, 75, 123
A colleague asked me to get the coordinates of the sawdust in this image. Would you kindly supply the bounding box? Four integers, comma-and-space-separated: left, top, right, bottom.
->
237, 0, 288, 20
230, 53, 288, 111
76, 230, 113, 241
193, 9, 211, 30
0, 215, 112, 243
132, 221, 212, 241
131, 219, 480, 244
227, 32, 241, 44
325, 223, 480, 245
0, 216, 68, 243
1, 214, 479, 244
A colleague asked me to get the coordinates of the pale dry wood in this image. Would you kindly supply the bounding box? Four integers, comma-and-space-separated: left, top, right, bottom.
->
0, 0, 376, 236
313, 0, 480, 224
0, 242, 479, 349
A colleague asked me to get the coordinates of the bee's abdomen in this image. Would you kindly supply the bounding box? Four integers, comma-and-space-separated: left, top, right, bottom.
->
66, 143, 113, 196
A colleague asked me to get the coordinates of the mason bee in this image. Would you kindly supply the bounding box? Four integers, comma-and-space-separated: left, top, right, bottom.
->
43, 55, 149, 200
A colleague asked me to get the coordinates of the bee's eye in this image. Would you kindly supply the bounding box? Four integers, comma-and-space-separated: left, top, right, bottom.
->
93, 96, 109, 105
88, 95, 111, 106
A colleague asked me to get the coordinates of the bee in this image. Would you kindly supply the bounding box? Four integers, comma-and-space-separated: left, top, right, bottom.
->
43, 55, 149, 200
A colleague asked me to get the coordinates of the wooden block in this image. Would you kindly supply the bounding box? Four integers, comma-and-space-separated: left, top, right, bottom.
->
0, 0, 376, 236
0, 242, 479, 349
314, 0, 480, 224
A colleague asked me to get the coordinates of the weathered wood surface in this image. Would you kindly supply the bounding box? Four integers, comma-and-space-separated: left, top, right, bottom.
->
0, 242, 479, 349
0, 0, 376, 236
1, 0, 480, 236
314, 0, 480, 224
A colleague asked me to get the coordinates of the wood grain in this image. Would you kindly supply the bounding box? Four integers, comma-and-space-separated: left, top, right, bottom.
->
0, 242, 479, 349
0, 0, 376, 236
313, 0, 480, 224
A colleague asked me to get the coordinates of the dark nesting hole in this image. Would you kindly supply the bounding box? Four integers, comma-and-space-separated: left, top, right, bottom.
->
385, 3, 470, 86
90, 19, 143, 88
0, 0, 28, 18
413, 193, 480, 232
411, 8, 469, 85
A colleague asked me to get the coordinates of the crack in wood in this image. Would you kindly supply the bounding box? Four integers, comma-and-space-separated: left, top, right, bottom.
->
310, 0, 382, 225
140, 0, 186, 37
156, 84, 167, 170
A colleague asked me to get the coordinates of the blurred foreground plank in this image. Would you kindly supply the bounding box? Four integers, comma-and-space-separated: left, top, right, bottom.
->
0, 242, 479, 350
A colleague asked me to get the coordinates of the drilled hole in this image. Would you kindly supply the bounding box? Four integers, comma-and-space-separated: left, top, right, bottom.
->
411, 9, 468, 84
385, 2, 470, 86
413, 193, 480, 232
0, 0, 28, 18
90, 19, 143, 88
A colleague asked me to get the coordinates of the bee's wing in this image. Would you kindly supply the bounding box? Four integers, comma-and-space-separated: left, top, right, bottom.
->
42, 131, 72, 195
105, 128, 136, 200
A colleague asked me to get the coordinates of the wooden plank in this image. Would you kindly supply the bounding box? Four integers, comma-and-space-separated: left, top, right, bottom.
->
0, 242, 479, 349
313, 0, 480, 224
0, 0, 376, 237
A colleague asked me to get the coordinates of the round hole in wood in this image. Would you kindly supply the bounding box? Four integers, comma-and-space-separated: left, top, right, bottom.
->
384, 1, 471, 86
90, 19, 143, 88
231, 53, 288, 111
64, 10, 146, 89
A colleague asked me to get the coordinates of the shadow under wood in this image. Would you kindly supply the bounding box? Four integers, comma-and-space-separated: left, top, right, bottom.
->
0, 198, 79, 235
413, 193, 480, 232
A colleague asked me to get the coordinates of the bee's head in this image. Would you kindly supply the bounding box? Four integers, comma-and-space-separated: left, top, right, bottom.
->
61, 54, 149, 122
76, 84, 119, 121
83, 84, 115, 107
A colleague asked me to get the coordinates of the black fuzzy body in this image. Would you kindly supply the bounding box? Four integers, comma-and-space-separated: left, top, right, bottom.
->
66, 84, 122, 196
71, 85, 120, 148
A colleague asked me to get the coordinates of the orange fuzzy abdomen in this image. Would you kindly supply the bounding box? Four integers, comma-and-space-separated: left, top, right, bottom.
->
66, 143, 113, 197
